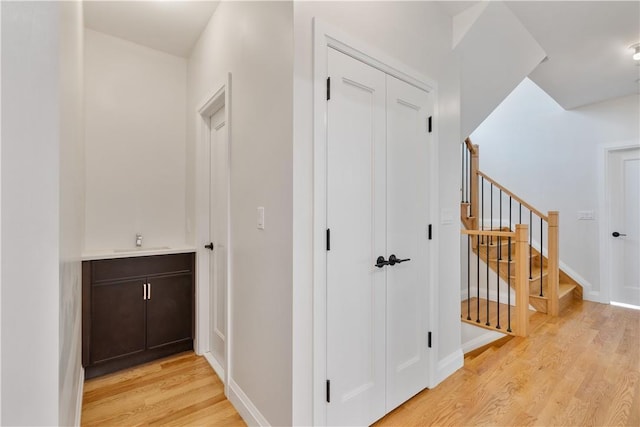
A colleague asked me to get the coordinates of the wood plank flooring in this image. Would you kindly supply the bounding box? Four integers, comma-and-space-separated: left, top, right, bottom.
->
375, 300, 640, 426
81, 352, 245, 426
82, 301, 639, 426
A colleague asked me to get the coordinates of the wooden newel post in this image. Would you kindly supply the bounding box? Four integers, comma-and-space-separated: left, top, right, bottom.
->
470, 144, 479, 229
515, 224, 530, 336
548, 211, 560, 316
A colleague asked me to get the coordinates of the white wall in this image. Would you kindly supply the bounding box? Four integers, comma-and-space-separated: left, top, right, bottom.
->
0, 3, 3, 421
84, 29, 187, 251
187, 2, 293, 425
455, 1, 545, 138
1, 2, 61, 424
59, 2, 84, 425
292, 2, 462, 424
471, 78, 640, 299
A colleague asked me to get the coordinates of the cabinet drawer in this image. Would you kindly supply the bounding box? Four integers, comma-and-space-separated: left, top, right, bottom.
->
90, 253, 193, 282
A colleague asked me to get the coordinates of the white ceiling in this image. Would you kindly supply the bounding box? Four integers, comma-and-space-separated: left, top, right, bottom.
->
86, 1, 639, 108
507, 1, 640, 110
84, 1, 219, 58
439, 1, 640, 109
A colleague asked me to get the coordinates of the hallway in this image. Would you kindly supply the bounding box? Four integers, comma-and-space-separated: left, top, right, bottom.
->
81, 352, 244, 426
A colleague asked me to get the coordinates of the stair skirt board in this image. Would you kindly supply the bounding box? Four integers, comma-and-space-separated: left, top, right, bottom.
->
461, 322, 507, 354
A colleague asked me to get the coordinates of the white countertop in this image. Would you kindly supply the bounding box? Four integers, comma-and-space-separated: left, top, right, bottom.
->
82, 245, 197, 261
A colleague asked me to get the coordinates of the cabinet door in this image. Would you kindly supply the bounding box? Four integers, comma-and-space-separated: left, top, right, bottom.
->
146, 274, 193, 349
91, 280, 146, 364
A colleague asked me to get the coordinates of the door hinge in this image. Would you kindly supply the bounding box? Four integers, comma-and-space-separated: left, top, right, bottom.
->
428, 331, 432, 348
326, 379, 331, 403
428, 224, 433, 240
327, 77, 331, 101
326, 228, 331, 251
428, 116, 432, 133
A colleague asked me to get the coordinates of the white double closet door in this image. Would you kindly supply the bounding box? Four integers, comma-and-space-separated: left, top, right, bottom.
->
326, 48, 432, 426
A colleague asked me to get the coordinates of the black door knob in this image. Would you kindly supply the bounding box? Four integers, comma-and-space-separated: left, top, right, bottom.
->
389, 254, 411, 266
204, 242, 214, 250
375, 256, 390, 268
612, 232, 627, 237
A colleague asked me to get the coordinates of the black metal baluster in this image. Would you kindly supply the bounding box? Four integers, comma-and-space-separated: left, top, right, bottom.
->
496, 235, 501, 329
490, 183, 494, 245
519, 204, 522, 223
467, 235, 471, 320
461, 142, 465, 203
507, 236, 512, 333
469, 156, 472, 215
499, 189, 503, 260
481, 177, 485, 243
476, 235, 480, 323
466, 148, 469, 203
509, 196, 512, 231
486, 240, 490, 327
529, 210, 533, 280
540, 217, 544, 297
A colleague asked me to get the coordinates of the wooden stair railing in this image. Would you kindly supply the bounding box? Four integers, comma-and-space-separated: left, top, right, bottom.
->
461, 225, 529, 337
461, 138, 580, 323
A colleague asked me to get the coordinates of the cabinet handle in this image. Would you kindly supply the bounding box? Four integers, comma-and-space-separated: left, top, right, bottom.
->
148, 283, 151, 300
143, 283, 147, 300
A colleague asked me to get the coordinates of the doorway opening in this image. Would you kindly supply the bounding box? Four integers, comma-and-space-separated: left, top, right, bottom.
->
600, 143, 640, 309
196, 75, 232, 391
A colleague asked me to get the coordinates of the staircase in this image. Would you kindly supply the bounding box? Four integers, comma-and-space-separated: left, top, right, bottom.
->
460, 138, 582, 337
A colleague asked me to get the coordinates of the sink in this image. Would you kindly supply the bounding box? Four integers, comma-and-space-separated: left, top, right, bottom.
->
113, 246, 171, 253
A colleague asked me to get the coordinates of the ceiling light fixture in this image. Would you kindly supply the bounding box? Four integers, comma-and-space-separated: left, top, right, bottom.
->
631, 43, 640, 61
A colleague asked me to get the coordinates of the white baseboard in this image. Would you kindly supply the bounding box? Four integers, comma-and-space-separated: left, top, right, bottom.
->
229, 379, 270, 427
74, 367, 84, 426
585, 290, 604, 303
431, 349, 463, 388
203, 351, 225, 384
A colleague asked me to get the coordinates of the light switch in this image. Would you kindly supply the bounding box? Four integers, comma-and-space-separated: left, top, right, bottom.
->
441, 208, 454, 225
257, 207, 265, 229
577, 210, 594, 220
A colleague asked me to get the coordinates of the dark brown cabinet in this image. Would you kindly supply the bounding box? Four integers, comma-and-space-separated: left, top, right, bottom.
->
82, 252, 195, 379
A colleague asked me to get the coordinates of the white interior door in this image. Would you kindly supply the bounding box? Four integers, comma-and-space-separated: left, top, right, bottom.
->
609, 147, 640, 306
326, 47, 431, 426
385, 75, 431, 410
209, 105, 228, 366
326, 47, 387, 427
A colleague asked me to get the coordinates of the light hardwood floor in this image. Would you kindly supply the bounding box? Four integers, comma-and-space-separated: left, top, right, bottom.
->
376, 300, 640, 426
81, 352, 245, 426
82, 300, 639, 426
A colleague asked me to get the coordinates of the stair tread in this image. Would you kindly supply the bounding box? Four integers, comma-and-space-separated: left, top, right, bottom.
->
492, 253, 537, 263
527, 283, 577, 301
559, 283, 577, 297
511, 271, 549, 280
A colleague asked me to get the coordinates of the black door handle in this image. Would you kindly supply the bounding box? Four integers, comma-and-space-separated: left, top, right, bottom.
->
375, 256, 390, 268
612, 232, 627, 237
389, 254, 411, 266
204, 242, 214, 250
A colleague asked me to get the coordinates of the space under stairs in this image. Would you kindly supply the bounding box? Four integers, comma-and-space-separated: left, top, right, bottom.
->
460, 138, 582, 337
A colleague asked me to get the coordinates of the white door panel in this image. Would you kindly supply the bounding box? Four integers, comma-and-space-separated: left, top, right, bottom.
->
326, 48, 432, 426
385, 75, 431, 411
326, 47, 387, 427
610, 148, 640, 306
209, 105, 228, 366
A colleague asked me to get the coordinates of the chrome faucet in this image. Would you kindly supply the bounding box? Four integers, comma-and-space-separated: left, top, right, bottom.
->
136, 233, 143, 247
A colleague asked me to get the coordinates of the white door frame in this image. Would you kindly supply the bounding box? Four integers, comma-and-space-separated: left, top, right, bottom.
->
195, 73, 232, 394
598, 140, 640, 304
312, 19, 439, 426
